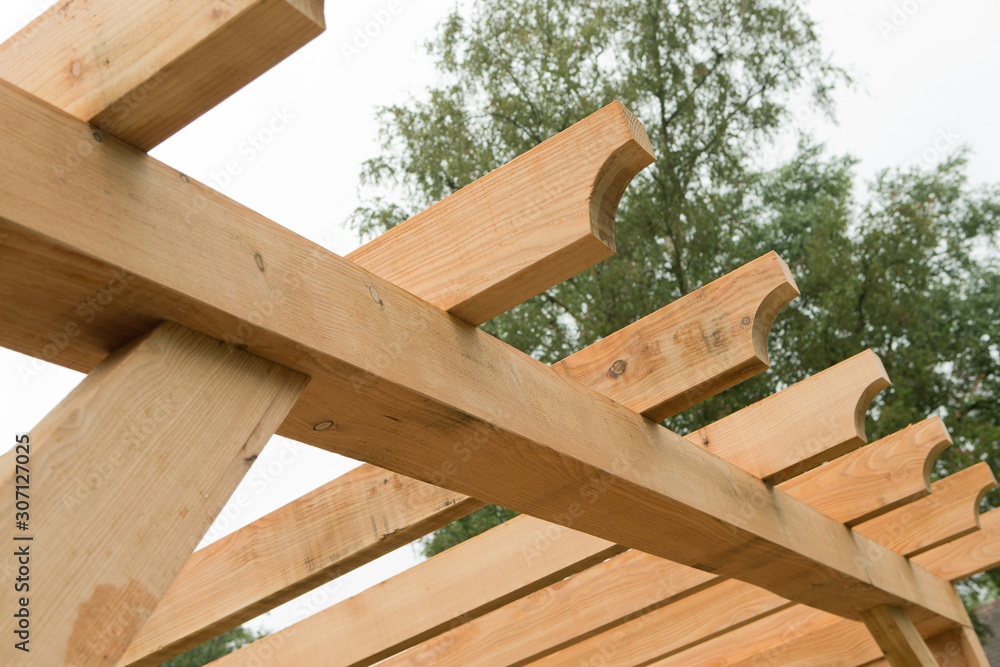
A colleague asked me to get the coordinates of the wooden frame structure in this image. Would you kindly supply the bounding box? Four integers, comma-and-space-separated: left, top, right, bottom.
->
0, 2, 997, 665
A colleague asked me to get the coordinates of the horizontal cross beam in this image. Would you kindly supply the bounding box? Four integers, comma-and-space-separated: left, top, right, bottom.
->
0, 79, 966, 626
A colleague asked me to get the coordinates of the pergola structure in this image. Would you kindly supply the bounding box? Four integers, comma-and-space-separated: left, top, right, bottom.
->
1, 2, 998, 666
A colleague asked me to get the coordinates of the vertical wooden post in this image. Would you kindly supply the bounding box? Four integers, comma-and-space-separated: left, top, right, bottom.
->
0, 322, 307, 666
861, 605, 937, 667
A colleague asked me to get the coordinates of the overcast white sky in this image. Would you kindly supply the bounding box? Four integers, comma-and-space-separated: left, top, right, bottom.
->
1, 0, 998, 638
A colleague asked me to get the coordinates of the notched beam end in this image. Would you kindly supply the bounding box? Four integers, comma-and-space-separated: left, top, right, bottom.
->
852, 351, 891, 446
847, 417, 953, 527
921, 416, 955, 489
349, 100, 655, 326
963, 462, 997, 529
588, 101, 656, 250
749, 252, 800, 368
854, 461, 997, 558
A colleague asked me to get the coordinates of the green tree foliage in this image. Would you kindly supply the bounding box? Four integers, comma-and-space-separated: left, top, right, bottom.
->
161, 627, 264, 666
349, 0, 1000, 563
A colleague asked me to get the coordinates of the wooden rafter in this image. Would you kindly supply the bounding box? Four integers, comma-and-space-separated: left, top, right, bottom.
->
0, 80, 967, 626
123, 251, 798, 664
349, 101, 655, 325
119, 467, 484, 666
0, 0, 326, 150
525, 462, 991, 667
0, 4, 993, 663
0, 323, 306, 665
554, 251, 800, 421
208, 364, 940, 667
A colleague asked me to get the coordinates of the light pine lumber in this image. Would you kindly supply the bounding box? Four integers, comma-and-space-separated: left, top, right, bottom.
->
209, 516, 625, 667
854, 463, 995, 557
0, 81, 967, 625
527, 579, 790, 667
349, 101, 654, 325
781, 417, 953, 525
554, 251, 799, 421
685, 349, 888, 482
118, 467, 483, 666
861, 605, 938, 667
707, 619, 986, 667
698, 618, 987, 667
123, 253, 799, 664
0, 322, 307, 666
456, 451, 980, 667
726, 615, 881, 667
203, 347, 891, 667
365, 550, 717, 667
926, 626, 991, 667
647, 606, 838, 667
640, 470, 993, 667
913, 508, 1000, 582
228, 415, 961, 667
0, 0, 325, 150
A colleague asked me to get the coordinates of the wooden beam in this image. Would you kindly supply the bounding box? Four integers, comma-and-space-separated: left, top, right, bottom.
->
348, 101, 654, 325
195, 348, 891, 667
725, 614, 880, 667
854, 463, 995, 557
781, 417, 952, 525
925, 626, 991, 667
223, 413, 961, 667
913, 507, 1000, 582
554, 251, 799, 420
861, 605, 938, 667
685, 349, 888, 482
718, 618, 987, 667
118, 467, 483, 666
367, 551, 716, 667
122, 252, 799, 663
647, 606, 837, 667
0, 322, 306, 666
208, 516, 624, 667
416, 434, 975, 667
469, 458, 983, 667
0, 0, 325, 150
527, 579, 790, 667
0, 81, 967, 626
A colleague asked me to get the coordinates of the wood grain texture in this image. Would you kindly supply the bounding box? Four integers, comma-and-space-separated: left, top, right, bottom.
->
125, 254, 799, 662
0, 0, 324, 150
528, 579, 790, 667
861, 605, 938, 667
654, 609, 986, 667
554, 251, 799, 421
517, 453, 980, 667
0, 322, 306, 666
854, 463, 996, 557
118, 467, 482, 666
349, 101, 654, 325
913, 508, 1000, 582
727, 616, 881, 667
686, 349, 888, 482
210, 515, 624, 667
648, 606, 838, 667
207, 349, 896, 667
925, 627, 991, 667
719, 620, 985, 667
368, 550, 717, 667
780, 417, 953, 526
0, 81, 966, 625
